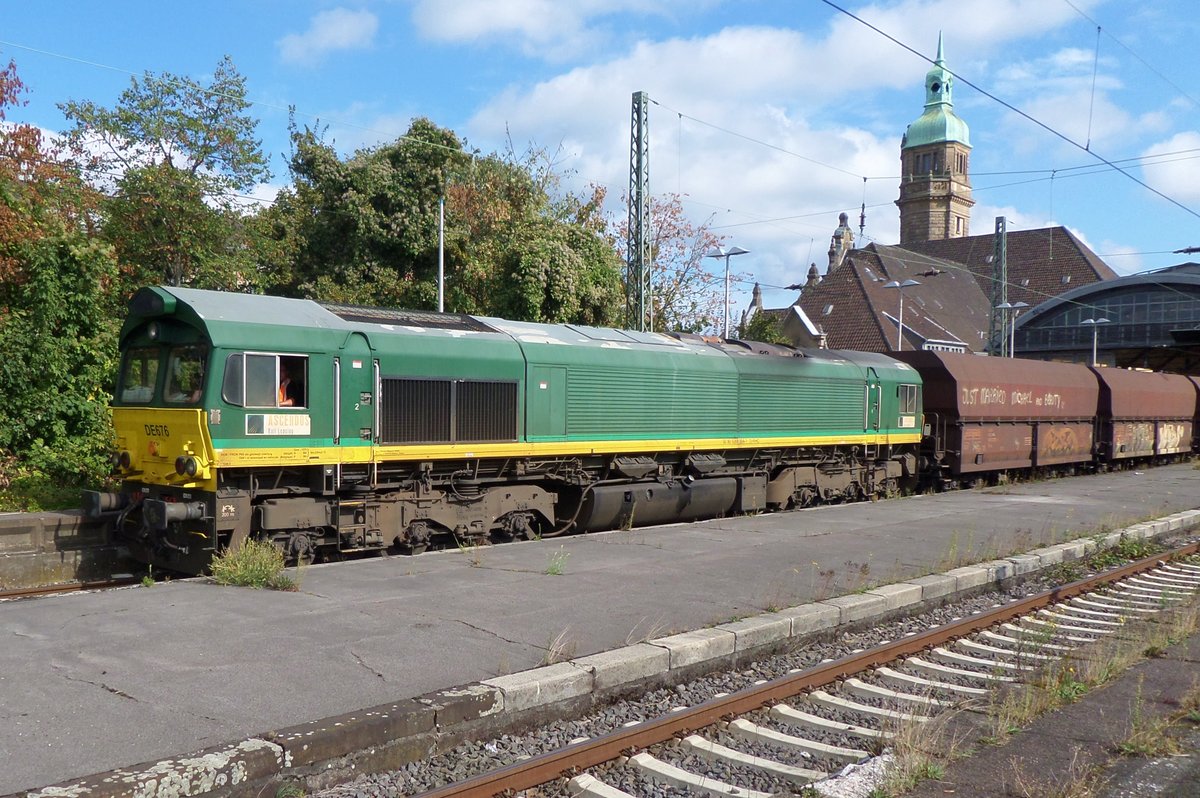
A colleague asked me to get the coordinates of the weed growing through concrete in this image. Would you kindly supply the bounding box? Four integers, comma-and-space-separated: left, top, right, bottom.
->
275, 783, 307, 798
456, 539, 486, 568
1117, 677, 1184, 757
815, 566, 837, 600
843, 558, 872, 592
940, 531, 960, 571
1006, 748, 1108, 798
1087, 534, 1160, 570
624, 614, 669, 646
1045, 561, 1086, 583
545, 545, 570, 575
210, 538, 296, 590
541, 628, 576, 665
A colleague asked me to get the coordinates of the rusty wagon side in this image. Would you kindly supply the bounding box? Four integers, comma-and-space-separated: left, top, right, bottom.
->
1092, 368, 1198, 463
895, 351, 1100, 482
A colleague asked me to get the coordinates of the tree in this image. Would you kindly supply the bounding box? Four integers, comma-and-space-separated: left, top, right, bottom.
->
60, 55, 269, 290
273, 117, 467, 308
0, 59, 120, 495
615, 193, 749, 334
269, 118, 624, 324
740, 308, 792, 345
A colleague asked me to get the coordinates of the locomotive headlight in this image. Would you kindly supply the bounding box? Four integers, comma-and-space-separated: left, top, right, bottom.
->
174, 456, 198, 477
118, 451, 132, 470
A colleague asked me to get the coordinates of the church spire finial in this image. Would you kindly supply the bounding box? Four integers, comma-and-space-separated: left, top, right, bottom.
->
935, 30, 944, 65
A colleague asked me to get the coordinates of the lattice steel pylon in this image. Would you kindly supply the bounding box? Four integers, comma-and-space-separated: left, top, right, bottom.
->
627, 91, 652, 331
989, 216, 1008, 355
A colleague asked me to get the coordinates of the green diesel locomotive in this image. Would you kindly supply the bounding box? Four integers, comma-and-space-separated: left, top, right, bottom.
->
85, 286, 923, 574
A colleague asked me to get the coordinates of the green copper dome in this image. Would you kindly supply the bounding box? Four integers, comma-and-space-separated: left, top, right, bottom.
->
902, 34, 971, 149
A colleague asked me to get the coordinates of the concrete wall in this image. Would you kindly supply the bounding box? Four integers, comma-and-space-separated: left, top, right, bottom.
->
0, 511, 133, 589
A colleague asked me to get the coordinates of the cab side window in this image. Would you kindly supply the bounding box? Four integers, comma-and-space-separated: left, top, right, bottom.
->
223, 353, 308, 408
898, 384, 919, 414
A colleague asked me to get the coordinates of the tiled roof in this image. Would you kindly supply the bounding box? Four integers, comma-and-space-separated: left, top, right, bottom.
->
796, 245, 991, 352
756, 226, 1116, 355
897, 226, 1116, 309
795, 256, 886, 351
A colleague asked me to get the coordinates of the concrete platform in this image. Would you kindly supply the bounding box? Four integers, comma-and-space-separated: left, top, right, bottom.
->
2, 464, 1200, 796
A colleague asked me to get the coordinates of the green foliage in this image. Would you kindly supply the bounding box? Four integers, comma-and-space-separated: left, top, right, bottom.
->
740, 309, 792, 345
273, 117, 470, 306
210, 538, 297, 590
1054, 668, 1089, 701
0, 465, 87, 511
0, 205, 120, 486
269, 118, 623, 323
1087, 534, 1159, 569
60, 55, 269, 290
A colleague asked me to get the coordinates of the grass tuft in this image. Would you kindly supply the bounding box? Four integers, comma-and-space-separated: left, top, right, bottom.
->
210, 538, 297, 590
545, 545, 570, 575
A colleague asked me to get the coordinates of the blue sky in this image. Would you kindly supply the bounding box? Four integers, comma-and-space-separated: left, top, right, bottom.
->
4, 1, 1200, 312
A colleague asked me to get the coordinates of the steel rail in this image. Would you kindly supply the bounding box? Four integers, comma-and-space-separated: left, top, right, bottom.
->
0, 577, 140, 601
414, 541, 1200, 798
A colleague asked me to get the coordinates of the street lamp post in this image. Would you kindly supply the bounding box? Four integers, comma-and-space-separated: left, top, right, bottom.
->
1008, 301, 1028, 357
883, 279, 920, 351
1081, 317, 1110, 366
705, 246, 750, 338
997, 301, 1030, 357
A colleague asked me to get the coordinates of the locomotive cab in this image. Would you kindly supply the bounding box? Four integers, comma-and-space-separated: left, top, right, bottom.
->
83, 292, 223, 572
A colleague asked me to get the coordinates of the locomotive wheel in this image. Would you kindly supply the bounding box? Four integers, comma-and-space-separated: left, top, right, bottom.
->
285, 531, 316, 565
400, 520, 433, 555
492, 511, 540, 542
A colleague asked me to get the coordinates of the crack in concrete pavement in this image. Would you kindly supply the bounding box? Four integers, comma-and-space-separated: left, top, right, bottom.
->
448, 618, 539, 651
351, 650, 387, 681
52, 666, 139, 702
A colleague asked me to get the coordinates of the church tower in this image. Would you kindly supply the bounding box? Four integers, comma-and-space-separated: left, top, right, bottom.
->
896, 34, 974, 244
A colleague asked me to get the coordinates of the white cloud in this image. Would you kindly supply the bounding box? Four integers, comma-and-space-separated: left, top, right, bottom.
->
1093, 240, 1145, 276
278, 8, 379, 66
1141, 131, 1200, 204
454, 0, 1124, 311
410, 0, 698, 59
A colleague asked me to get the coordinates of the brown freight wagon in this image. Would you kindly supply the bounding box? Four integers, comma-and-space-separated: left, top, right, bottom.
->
1092, 368, 1198, 463
1192, 376, 1200, 451
894, 351, 1100, 484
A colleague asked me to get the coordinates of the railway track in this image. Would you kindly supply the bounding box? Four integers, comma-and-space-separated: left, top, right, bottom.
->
411, 543, 1200, 798
0, 577, 140, 601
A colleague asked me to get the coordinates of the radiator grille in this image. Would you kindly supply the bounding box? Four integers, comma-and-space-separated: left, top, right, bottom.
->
380, 378, 517, 444
457, 381, 518, 442
381, 379, 451, 443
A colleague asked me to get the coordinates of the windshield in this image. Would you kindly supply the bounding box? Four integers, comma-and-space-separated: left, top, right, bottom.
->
165, 345, 209, 405
118, 346, 161, 404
